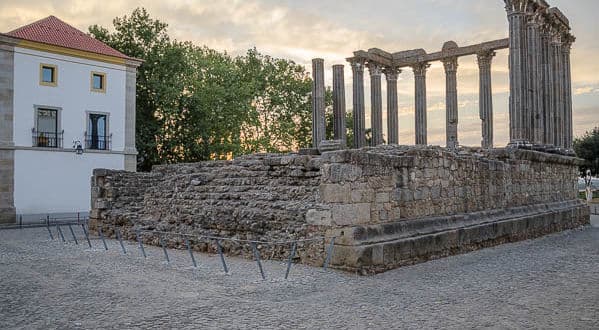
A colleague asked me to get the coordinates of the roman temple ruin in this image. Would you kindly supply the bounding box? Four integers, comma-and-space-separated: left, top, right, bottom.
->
89, 0, 590, 274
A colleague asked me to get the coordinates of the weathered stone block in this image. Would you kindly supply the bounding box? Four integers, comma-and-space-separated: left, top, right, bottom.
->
305, 209, 332, 226
320, 184, 351, 203
331, 203, 371, 225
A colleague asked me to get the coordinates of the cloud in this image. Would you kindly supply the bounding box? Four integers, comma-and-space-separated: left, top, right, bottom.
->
1, 0, 596, 147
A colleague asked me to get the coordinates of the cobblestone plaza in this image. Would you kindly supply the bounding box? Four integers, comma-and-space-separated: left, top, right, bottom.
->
1, 221, 597, 329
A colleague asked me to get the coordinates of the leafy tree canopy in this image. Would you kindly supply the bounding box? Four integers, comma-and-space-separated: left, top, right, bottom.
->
574, 126, 599, 176
89, 8, 321, 171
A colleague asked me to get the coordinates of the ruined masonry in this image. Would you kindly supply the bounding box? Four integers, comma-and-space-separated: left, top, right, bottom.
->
90, 0, 590, 274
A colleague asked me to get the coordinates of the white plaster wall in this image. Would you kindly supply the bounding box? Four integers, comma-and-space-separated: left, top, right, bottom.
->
11, 47, 129, 214
12, 47, 127, 151
14, 150, 124, 214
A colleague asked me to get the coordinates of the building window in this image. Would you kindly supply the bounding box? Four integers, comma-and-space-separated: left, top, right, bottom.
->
86, 113, 110, 150
39, 64, 57, 86
91, 72, 106, 93
32, 108, 63, 148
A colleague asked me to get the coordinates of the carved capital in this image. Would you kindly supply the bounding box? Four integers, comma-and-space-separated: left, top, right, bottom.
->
561, 33, 575, 51
504, 0, 529, 16
367, 62, 382, 76
477, 50, 496, 68
412, 62, 430, 77
383, 67, 401, 81
441, 57, 458, 73
349, 58, 365, 74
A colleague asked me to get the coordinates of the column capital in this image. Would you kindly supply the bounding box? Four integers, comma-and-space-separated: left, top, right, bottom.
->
504, 0, 530, 16
412, 62, 430, 77
383, 67, 401, 81
561, 33, 575, 51
367, 62, 382, 76
476, 50, 496, 68
441, 57, 458, 73
348, 58, 365, 73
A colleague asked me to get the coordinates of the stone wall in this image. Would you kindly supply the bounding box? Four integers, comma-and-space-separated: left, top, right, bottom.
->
90, 153, 328, 264
90, 146, 589, 273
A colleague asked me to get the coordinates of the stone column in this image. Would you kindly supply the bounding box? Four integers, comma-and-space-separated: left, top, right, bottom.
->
311, 58, 326, 148
477, 51, 496, 149
0, 38, 16, 224
527, 10, 543, 145
350, 59, 366, 148
505, 0, 530, 146
384, 67, 400, 144
368, 62, 383, 146
412, 62, 430, 145
124, 61, 140, 171
442, 57, 459, 149
550, 32, 564, 148
541, 24, 554, 146
332, 64, 346, 145
562, 34, 575, 150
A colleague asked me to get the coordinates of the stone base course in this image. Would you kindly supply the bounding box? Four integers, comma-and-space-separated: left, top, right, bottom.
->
331, 200, 589, 274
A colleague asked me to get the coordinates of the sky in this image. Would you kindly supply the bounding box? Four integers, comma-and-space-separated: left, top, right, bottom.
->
1, 0, 597, 147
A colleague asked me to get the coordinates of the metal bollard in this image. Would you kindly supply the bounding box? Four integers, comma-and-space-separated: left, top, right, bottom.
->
19, 215, 22, 229
67, 224, 78, 245
135, 230, 146, 258
285, 242, 297, 280
81, 224, 92, 249
46, 221, 54, 240
56, 224, 66, 243
185, 238, 197, 268
115, 228, 127, 254
98, 227, 108, 250
251, 242, 266, 280
323, 237, 336, 270
216, 240, 228, 274
160, 235, 170, 264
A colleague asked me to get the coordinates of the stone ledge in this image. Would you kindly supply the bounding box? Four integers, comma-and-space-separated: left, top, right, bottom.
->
329, 201, 590, 274
330, 200, 586, 246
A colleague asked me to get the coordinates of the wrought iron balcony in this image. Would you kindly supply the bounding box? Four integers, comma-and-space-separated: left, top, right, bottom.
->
32, 129, 64, 148
85, 132, 112, 150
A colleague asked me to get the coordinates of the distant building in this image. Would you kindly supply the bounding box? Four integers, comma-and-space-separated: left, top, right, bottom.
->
0, 16, 142, 222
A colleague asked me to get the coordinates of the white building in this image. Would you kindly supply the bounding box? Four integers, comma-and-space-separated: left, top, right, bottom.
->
0, 16, 141, 222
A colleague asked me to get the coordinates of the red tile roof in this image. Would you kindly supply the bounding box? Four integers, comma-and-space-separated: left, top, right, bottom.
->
5, 15, 131, 60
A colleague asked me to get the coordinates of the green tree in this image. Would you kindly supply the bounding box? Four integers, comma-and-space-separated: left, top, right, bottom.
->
574, 126, 599, 175
89, 8, 178, 170
89, 8, 318, 170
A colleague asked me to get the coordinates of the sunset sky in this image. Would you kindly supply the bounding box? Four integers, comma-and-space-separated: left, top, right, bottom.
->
1, 0, 597, 147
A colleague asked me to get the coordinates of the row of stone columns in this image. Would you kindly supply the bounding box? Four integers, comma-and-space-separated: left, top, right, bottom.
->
504, 0, 574, 150
313, 54, 497, 149
351, 61, 403, 147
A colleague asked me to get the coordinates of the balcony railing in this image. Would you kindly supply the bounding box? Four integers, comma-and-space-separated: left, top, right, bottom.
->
85, 132, 112, 150
32, 129, 64, 148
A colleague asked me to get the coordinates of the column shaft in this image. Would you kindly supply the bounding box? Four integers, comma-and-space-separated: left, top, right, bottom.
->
351, 60, 366, 148
527, 16, 543, 145
477, 51, 495, 149
505, 1, 530, 145
442, 57, 459, 149
384, 68, 400, 144
551, 38, 563, 148
311, 58, 325, 148
541, 27, 554, 145
562, 39, 574, 150
332, 64, 346, 144
369, 63, 383, 146
413, 62, 430, 145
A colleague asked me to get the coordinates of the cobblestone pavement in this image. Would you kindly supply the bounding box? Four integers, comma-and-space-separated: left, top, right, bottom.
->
1, 221, 598, 329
